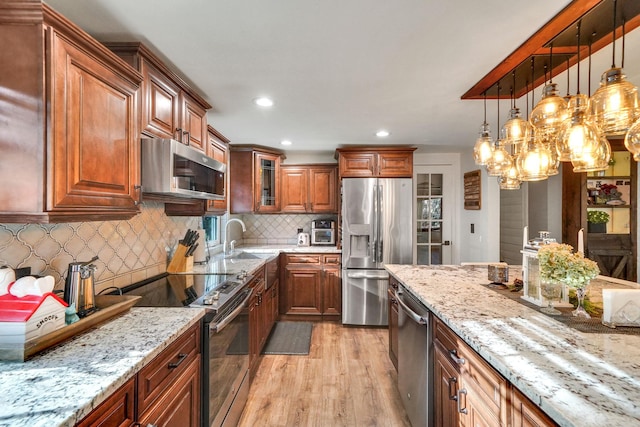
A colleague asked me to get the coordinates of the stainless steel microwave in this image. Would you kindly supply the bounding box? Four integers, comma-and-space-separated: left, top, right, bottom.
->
141, 138, 226, 200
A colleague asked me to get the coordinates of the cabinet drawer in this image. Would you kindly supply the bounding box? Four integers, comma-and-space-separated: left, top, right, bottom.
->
322, 254, 341, 265
285, 254, 322, 264
138, 323, 201, 414
76, 378, 135, 427
433, 317, 460, 365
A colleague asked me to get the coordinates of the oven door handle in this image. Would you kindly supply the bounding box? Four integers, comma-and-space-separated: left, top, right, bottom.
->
211, 288, 253, 334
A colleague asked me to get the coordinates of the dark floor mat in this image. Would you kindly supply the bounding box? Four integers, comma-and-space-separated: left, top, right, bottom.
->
262, 322, 313, 355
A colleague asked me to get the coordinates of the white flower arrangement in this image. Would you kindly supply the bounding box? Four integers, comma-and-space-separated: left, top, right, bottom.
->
537, 243, 599, 289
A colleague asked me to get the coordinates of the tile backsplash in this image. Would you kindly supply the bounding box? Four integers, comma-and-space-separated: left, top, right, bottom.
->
0, 204, 337, 294
237, 213, 337, 245
0, 202, 198, 293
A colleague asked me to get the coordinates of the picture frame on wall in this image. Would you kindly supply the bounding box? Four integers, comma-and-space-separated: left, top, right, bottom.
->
464, 170, 481, 210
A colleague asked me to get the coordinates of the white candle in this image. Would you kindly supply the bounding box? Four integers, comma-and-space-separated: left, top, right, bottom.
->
523, 226, 528, 248
577, 228, 584, 254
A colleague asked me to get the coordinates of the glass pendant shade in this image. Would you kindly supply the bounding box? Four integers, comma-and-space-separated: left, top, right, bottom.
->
530, 83, 568, 138
516, 137, 551, 181
502, 108, 532, 145
624, 117, 640, 161
590, 68, 638, 135
572, 132, 611, 172
486, 141, 513, 177
556, 94, 594, 162
473, 123, 494, 165
539, 133, 560, 176
498, 162, 521, 190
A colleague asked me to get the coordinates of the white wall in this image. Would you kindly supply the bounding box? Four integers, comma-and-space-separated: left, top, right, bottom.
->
459, 148, 501, 262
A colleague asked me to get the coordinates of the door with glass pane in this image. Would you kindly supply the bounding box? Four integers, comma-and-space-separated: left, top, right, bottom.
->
415, 167, 453, 265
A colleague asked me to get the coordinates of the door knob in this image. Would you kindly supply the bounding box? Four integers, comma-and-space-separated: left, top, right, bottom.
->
443, 241, 451, 246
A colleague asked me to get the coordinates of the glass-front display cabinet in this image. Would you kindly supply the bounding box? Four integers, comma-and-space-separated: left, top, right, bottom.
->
255, 152, 281, 212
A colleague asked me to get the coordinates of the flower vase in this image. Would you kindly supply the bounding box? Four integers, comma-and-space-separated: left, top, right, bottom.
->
540, 281, 562, 315
572, 286, 591, 318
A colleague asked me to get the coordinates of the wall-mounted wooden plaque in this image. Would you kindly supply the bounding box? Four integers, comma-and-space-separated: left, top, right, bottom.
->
464, 170, 481, 210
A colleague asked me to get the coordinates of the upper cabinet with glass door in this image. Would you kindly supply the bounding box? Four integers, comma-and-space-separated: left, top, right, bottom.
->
229, 146, 285, 213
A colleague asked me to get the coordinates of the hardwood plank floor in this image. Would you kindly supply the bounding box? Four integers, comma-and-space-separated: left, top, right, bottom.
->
238, 322, 411, 427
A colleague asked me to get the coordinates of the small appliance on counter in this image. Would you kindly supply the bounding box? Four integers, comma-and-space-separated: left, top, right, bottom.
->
311, 219, 336, 245
64, 256, 99, 318
297, 228, 310, 247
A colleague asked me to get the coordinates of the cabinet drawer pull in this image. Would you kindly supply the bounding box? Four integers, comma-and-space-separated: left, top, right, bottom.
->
449, 349, 465, 365
448, 377, 458, 400
183, 131, 190, 145
168, 353, 188, 369
457, 388, 468, 414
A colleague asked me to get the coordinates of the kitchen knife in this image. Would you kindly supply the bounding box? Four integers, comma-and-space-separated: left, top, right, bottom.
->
186, 243, 198, 257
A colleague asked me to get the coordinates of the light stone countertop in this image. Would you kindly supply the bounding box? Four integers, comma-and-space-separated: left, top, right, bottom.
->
187, 244, 341, 275
0, 307, 205, 427
385, 264, 640, 427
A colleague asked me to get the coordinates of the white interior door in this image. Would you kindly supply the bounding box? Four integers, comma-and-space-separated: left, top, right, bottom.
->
414, 166, 455, 265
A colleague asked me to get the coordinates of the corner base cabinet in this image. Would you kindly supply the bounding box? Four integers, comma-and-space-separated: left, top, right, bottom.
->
1, 2, 143, 223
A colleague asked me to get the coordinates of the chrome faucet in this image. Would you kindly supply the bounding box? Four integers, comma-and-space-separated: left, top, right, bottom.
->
224, 218, 247, 255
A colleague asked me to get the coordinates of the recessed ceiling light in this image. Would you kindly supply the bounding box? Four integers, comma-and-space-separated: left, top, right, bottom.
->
281, 139, 292, 146
254, 97, 274, 107
376, 130, 390, 137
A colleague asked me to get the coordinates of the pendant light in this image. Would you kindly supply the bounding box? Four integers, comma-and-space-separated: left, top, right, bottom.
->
530, 47, 568, 140
590, 0, 638, 135
473, 92, 494, 165
517, 59, 551, 181
557, 20, 601, 168
503, 72, 532, 146
487, 85, 514, 176
498, 160, 521, 190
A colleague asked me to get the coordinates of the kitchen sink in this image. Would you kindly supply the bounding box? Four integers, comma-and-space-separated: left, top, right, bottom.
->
226, 251, 276, 260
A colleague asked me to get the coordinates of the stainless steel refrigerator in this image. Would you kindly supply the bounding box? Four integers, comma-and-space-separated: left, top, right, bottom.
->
341, 178, 413, 325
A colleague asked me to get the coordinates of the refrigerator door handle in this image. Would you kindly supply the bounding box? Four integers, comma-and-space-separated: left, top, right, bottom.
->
372, 184, 378, 264
377, 182, 384, 264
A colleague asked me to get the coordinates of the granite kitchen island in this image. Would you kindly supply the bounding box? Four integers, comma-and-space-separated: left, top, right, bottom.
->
385, 264, 640, 427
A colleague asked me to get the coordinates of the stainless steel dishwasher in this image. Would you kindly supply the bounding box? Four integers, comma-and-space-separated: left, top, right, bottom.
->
396, 284, 433, 427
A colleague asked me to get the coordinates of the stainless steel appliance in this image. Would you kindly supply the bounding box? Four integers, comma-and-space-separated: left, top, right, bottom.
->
141, 138, 226, 200
63, 256, 99, 318
396, 285, 433, 427
119, 272, 252, 427
341, 178, 412, 325
311, 219, 335, 245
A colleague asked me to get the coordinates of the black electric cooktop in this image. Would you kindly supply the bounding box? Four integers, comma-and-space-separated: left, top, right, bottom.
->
119, 273, 249, 311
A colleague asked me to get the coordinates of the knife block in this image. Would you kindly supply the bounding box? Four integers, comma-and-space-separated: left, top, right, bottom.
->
166, 244, 194, 273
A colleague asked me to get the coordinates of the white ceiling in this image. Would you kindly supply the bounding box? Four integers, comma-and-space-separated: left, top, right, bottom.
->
44, 0, 640, 154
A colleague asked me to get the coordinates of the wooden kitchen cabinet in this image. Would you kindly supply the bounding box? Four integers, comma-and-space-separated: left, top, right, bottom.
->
105, 42, 211, 152
230, 146, 285, 213
249, 267, 275, 381
138, 356, 201, 427
321, 254, 342, 317
335, 147, 416, 178
432, 316, 557, 427
76, 378, 135, 427
434, 343, 459, 427
76, 323, 201, 427
388, 277, 400, 370
433, 316, 508, 427
511, 388, 558, 427
0, 2, 143, 223
281, 165, 338, 213
280, 253, 342, 319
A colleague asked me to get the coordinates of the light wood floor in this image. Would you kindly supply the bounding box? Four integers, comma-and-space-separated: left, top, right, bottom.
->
238, 322, 411, 427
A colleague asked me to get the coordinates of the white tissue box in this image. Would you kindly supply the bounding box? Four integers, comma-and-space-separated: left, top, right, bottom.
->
602, 289, 640, 328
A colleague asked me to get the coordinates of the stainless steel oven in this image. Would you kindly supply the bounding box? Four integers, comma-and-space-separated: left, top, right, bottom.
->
119, 273, 253, 427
